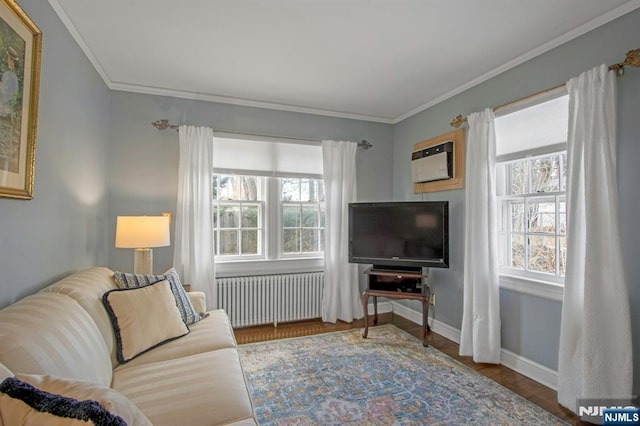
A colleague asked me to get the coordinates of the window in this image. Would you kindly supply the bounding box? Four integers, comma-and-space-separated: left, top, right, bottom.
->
210, 136, 325, 269
281, 178, 325, 255
212, 174, 325, 261
212, 174, 264, 258
497, 152, 567, 280
495, 91, 568, 295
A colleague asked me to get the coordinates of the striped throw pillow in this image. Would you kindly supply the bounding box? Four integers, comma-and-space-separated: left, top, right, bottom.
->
112, 268, 204, 325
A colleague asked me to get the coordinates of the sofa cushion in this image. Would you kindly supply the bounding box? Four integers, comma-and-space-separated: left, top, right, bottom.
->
113, 268, 204, 325
114, 309, 237, 370
0, 376, 127, 426
103, 280, 189, 364
41, 267, 120, 367
13, 374, 152, 426
112, 349, 256, 426
0, 292, 112, 387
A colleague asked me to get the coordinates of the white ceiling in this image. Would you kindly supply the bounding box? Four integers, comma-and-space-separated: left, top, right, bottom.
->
51, 0, 640, 123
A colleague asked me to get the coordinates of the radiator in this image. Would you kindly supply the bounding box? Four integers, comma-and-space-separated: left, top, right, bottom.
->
215, 272, 324, 328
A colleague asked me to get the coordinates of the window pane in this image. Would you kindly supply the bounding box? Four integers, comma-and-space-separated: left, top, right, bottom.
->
528, 236, 556, 274
302, 206, 319, 227
302, 229, 319, 252
532, 156, 560, 193
213, 231, 218, 255
241, 230, 258, 255
300, 179, 313, 202
317, 181, 325, 202
283, 205, 301, 227
241, 205, 259, 228
219, 230, 238, 255
297, 179, 324, 202
511, 234, 525, 269
219, 206, 239, 228
510, 201, 525, 233
319, 229, 325, 252
239, 176, 259, 201
282, 178, 300, 201
559, 236, 567, 276
213, 175, 220, 199
283, 229, 300, 253
558, 199, 566, 235
212, 206, 218, 227
528, 200, 555, 234
510, 161, 529, 195
216, 176, 256, 200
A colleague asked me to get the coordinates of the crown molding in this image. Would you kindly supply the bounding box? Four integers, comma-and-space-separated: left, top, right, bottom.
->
48, 0, 111, 85
392, 0, 640, 124
109, 82, 395, 124
51, 0, 640, 125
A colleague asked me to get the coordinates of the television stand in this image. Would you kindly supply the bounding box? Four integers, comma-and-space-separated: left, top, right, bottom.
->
362, 266, 431, 346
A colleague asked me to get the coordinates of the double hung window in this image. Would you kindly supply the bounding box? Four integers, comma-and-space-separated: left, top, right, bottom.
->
211, 136, 324, 268
495, 91, 569, 295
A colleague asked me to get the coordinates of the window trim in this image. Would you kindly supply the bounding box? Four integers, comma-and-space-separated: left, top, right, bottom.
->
499, 274, 564, 302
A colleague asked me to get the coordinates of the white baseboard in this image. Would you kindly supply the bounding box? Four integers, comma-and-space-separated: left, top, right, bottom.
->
389, 301, 558, 391
390, 301, 461, 343
500, 348, 558, 390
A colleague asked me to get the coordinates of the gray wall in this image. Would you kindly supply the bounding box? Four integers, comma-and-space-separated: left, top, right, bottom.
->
108, 91, 394, 273
0, 0, 110, 308
392, 9, 640, 392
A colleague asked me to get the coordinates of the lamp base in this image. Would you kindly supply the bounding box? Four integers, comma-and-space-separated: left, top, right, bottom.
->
133, 248, 153, 275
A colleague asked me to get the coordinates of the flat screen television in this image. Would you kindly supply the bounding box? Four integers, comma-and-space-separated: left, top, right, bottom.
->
348, 201, 449, 270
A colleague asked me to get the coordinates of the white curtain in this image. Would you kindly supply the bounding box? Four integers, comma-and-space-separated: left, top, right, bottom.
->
459, 108, 501, 363
321, 140, 362, 323
173, 125, 216, 306
558, 64, 633, 412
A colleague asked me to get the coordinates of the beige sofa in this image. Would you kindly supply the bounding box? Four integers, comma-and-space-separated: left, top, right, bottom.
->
0, 267, 256, 425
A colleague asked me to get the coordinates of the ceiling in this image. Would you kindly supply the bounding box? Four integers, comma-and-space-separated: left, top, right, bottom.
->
51, 0, 639, 123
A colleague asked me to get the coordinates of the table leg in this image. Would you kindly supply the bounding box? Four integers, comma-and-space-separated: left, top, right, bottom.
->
362, 291, 369, 339
373, 295, 378, 325
421, 297, 429, 347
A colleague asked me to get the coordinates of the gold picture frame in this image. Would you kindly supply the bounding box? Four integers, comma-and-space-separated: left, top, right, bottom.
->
0, 0, 41, 199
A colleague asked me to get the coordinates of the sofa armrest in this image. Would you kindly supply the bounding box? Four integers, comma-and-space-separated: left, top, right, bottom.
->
187, 291, 207, 314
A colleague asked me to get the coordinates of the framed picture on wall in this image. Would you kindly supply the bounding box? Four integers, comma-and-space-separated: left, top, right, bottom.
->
0, 0, 41, 199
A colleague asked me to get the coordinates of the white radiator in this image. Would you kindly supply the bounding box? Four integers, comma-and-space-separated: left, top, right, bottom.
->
215, 272, 324, 328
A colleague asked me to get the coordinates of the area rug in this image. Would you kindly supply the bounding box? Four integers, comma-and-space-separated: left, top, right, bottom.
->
238, 324, 566, 425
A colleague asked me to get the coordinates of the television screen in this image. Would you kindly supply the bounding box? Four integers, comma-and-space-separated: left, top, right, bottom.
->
348, 201, 449, 270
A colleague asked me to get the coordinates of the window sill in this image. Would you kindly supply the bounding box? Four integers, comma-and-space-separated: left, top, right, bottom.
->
215, 257, 324, 278
499, 274, 564, 302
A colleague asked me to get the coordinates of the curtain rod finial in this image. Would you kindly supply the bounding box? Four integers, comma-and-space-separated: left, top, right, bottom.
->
450, 115, 467, 128
359, 139, 372, 150
152, 119, 178, 131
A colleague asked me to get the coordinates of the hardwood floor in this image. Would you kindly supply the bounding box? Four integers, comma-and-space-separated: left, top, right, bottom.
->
234, 313, 586, 425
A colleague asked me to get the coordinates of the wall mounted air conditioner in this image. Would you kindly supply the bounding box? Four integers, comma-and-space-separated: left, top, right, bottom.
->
411, 141, 454, 183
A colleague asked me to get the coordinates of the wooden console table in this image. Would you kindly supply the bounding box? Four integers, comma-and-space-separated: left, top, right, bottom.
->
361, 267, 431, 346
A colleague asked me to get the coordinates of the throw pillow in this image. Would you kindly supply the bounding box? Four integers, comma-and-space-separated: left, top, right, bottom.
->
102, 280, 189, 364
112, 268, 205, 325
0, 376, 126, 426
11, 374, 151, 426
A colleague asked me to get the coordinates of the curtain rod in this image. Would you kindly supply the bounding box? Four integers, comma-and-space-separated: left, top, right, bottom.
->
449, 48, 640, 128
151, 119, 373, 150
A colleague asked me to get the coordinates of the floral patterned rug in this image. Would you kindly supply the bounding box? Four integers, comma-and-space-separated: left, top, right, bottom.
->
238, 324, 566, 425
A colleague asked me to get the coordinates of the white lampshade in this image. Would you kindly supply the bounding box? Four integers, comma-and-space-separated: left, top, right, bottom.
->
115, 216, 170, 249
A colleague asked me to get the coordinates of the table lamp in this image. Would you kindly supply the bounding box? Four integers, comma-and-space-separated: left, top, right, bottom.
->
115, 215, 170, 274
